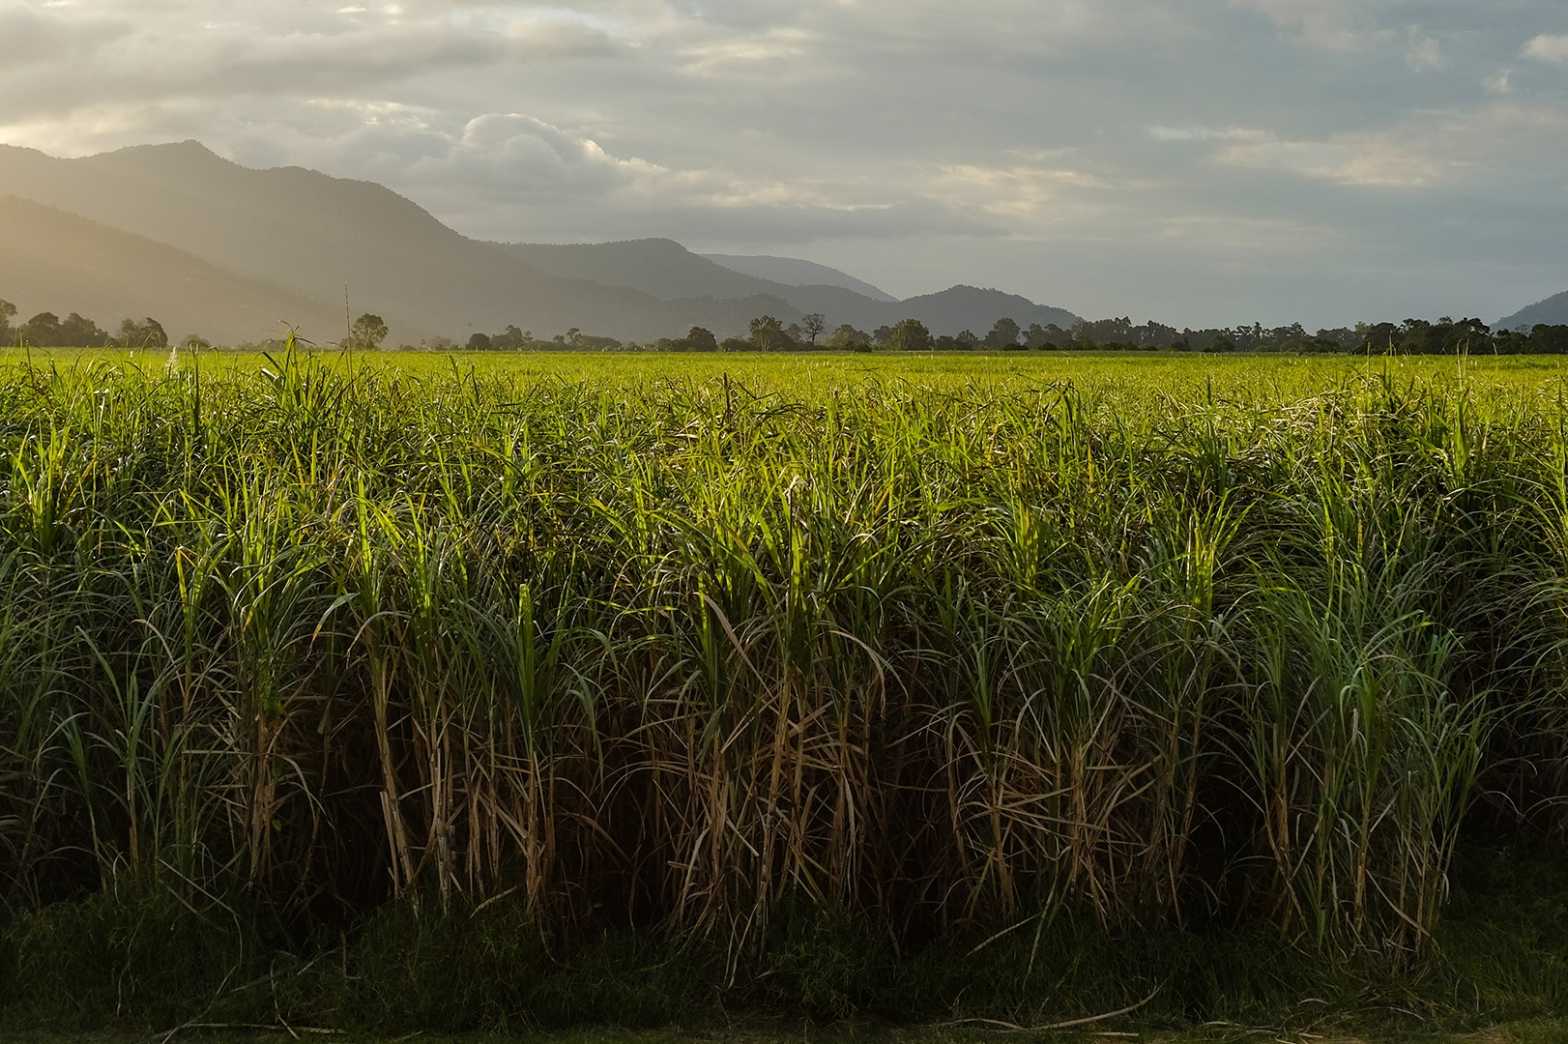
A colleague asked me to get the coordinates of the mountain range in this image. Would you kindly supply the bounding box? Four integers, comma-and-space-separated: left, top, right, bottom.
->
0, 195, 345, 340
699, 254, 898, 302
1498, 291, 1568, 332
0, 141, 1080, 346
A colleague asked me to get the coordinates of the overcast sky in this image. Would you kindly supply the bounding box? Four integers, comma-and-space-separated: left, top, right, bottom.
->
2, 0, 1566, 326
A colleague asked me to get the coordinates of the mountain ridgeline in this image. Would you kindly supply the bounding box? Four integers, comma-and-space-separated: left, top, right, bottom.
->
500, 240, 1079, 340
0, 195, 347, 343
699, 253, 900, 302
0, 141, 1079, 346
1498, 290, 1568, 332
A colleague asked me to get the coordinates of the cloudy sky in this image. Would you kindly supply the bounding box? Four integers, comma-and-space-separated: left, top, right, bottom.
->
2, 0, 1566, 326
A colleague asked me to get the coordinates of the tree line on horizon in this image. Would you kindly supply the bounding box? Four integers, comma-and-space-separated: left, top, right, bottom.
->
460, 313, 1568, 356
8, 294, 1568, 355
0, 300, 405, 352
0, 298, 179, 350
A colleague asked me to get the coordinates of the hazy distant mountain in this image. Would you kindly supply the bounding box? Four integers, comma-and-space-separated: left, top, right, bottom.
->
898, 285, 1079, 335
730, 283, 1081, 337
1498, 291, 1568, 331
503, 241, 897, 328
0, 140, 1080, 343
507, 242, 1080, 336
502, 239, 787, 303
0, 195, 347, 344
703, 254, 897, 302
0, 142, 783, 342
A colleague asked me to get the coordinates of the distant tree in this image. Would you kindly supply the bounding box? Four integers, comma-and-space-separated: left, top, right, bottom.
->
985, 317, 1021, 348
720, 336, 750, 353
31, 313, 100, 346
182, 334, 212, 350
1314, 327, 1362, 352
1075, 316, 1138, 347
801, 313, 827, 347
955, 329, 979, 349
687, 326, 718, 352
492, 325, 526, 350
872, 325, 894, 347
350, 313, 388, 350
1024, 322, 1072, 349
117, 316, 168, 349
467, 332, 493, 351
1361, 322, 1400, 355
827, 324, 872, 352
749, 315, 792, 351
0, 298, 15, 342
65, 313, 110, 346
1534, 324, 1568, 354
887, 318, 933, 352
19, 312, 61, 346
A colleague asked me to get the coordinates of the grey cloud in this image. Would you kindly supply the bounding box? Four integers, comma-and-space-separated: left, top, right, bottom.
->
216, 103, 1004, 245
0, 4, 618, 122
513, 199, 1004, 247
0, 6, 131, 68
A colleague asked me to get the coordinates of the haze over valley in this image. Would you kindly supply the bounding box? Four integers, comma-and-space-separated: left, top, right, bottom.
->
0, 141, 1083, 346
3, 137, 1564, 350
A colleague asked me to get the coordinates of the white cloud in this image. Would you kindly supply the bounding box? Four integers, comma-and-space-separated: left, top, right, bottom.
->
1215, 103, 1568, 192
933, 160, 1115, 223
1149, 125, 1269, 143
1485, 69, 1514, 96
1523, 34, 1568, 63
1218, 135, 1445, 188
679, 27, 817, 77
445, 113, 671, 198
1405, 29, 1443, 71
